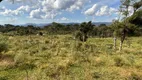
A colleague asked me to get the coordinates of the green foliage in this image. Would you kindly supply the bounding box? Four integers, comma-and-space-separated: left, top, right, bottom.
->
0, 35, 142, 80
0, 77, 7, 80
93, 72, 101, 79
0, 42, 8, 53
114, 56, 126, 67
114, 55, 135, 67
129, 72, 142, 80
99, 24, 107, 27
80, 21, 93, 34
133, 0, 142, 12
14, 52, 26, 64
18, 63, 36, 70
0, 24, 40, 36
128, 10, 142, 27
74, 31, 88, 42
75, 21, 93, 42
0, 0, 2, 2
0, 21, 141, 37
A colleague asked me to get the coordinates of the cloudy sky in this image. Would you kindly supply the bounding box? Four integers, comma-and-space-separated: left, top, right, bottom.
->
0, 0, 121, 24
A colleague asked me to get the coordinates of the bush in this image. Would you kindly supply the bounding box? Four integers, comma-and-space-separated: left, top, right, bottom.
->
0, 77, 8, 80
18, 63, 36, 70
14, 52, 26, 64
114, 57, 125, 67
114, 55, 133, 67
0, 42, 8, 53
129, 73, 142, 80
74, 31, 88, 42
93, 72, 101, 79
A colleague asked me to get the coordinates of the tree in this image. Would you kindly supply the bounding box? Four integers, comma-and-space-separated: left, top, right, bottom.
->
75, 21, 93, 42
111, 19, 136, 51
111, 0, 140, 51
133, 0, 142, 12
119, 0, 142, 51
128, 9, 142, 27
99, 24, 107, 27
120, 0, 131, 18
111, 20, 120, 50
119, 20, 136, 51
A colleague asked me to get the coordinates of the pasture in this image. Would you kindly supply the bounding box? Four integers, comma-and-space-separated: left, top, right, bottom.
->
0, 34, 142, 80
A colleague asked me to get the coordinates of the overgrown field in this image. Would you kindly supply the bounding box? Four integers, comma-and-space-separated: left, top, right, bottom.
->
0, 34, 142, 80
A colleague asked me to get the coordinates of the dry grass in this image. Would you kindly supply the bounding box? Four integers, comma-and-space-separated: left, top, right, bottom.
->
0, 34, 142, 80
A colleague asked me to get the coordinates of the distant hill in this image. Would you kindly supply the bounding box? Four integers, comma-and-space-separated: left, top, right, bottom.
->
92, 22, 112, 26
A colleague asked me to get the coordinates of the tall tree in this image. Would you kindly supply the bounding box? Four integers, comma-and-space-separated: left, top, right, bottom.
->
111, 0, 140, 51
128, 9, 142, 26
133, 0, 142, 13
119, 0, 142, 51
75, 21, 93, 42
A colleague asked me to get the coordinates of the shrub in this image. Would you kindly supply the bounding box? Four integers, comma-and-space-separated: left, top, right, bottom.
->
72, 41, 83, 51
114, 57, 125, 67
114, 54, 136, 67
0, 77, 8, 80
18, 63, 36, 70
74, 31, 88, 42
14, 52, 26, 64
0, 42, 8, 53
129, 73, 142, 80
93, 72, 101, 79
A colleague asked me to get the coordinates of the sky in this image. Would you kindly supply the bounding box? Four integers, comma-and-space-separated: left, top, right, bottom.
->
0, 0, 121, 24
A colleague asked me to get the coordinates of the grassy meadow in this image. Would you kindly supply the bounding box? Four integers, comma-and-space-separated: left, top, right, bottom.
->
0, 34, 142, 80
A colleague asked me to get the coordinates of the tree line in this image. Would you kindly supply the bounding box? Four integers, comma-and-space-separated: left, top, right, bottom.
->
0, 21, 141, 36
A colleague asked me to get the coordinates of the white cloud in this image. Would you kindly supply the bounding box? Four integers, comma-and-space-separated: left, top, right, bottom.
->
2, 0, 120, 22
30, 8, 42, 19
7, 17, 18, 23
95, 6, 117, 16
0, 6, 6, 11
84, 4, 117, 16
0, 5, 30, 17
41, 11, 61, 19
29, 0, 88, 19
128, 6, 134, 16
84, 4, 99, 16
41, 0, 87, 11
17, 5, 30, 12
1, 0, 88, 19
60, 17, 69, 21
0, 9, 23, 16
53, 0, 75, 10
6, 0, 35, 4
67, 0, 88, 12
0, 17, 18, 24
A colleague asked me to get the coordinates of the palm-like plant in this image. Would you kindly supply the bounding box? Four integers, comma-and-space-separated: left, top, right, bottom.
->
79, 21, 93, 42
111, 19, 136, 51
110, 0, 140, 51
128, 10, 142, 27
133, 0, 142, 12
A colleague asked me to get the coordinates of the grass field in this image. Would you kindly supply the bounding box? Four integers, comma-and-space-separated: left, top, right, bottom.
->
0, 34, 142, 80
